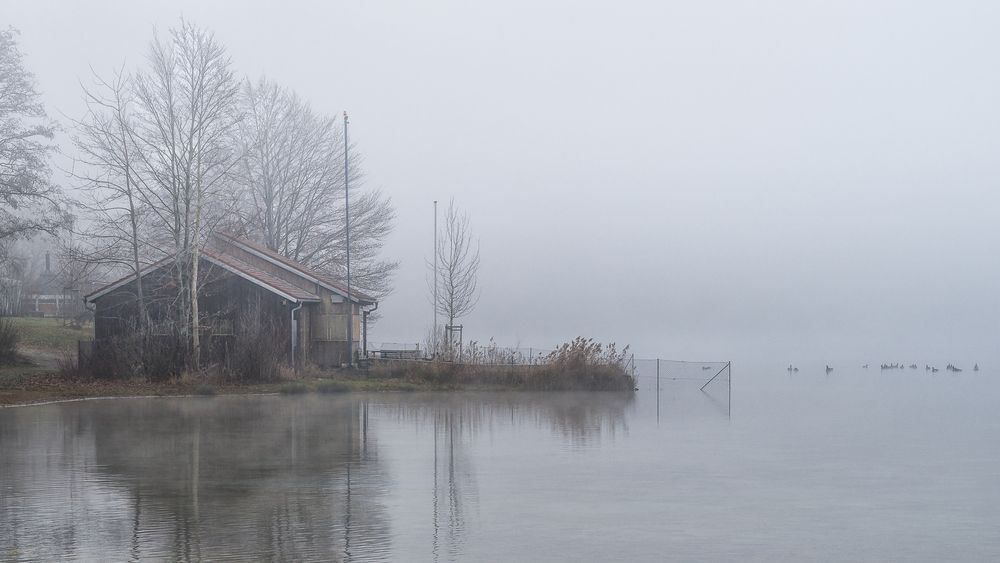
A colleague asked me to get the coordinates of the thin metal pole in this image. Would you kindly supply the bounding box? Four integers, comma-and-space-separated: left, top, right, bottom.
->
700, 362, 729, 391
656, 358, 660, 421
728, 361, 732, 417
433, 200, 438, 359
344, 111, 353, 367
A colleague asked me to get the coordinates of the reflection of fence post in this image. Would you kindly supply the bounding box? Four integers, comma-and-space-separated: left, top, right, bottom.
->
728, 362, 732, 417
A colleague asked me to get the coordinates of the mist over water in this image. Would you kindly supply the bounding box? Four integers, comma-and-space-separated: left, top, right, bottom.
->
3, 373, 998, 561
3, 3, 999, 558
5, 1, 1000, 359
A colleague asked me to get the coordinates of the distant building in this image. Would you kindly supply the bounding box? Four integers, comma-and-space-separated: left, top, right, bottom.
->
20, 252, 90, 318
85, 233, 377, 367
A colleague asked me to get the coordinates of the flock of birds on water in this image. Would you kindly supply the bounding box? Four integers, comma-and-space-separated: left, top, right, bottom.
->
787, 363, 980, 374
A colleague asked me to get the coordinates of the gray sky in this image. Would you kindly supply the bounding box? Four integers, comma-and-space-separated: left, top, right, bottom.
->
5, 1, 1000, 364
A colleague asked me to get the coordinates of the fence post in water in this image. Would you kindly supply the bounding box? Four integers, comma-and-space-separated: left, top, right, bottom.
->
656, 358, 660, 420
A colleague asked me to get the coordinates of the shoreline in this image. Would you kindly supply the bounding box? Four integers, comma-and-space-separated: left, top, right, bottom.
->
0, 372, 634, 408
0, 374, 428, 408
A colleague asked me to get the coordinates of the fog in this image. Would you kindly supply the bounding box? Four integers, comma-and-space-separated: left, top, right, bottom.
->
5, 0, 999, 364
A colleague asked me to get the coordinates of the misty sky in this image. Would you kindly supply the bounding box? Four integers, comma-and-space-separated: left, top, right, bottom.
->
4, 1, 999, 364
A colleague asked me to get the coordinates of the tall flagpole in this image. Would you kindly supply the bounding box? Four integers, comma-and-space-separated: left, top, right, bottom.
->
433, 200, 438, 359
344, 111, 353, 367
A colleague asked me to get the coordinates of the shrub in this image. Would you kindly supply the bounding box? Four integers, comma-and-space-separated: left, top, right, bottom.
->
224, 303, 285, 383
83, 330, 184, 381
57, 352, 83, 379
0, 316, 21, 365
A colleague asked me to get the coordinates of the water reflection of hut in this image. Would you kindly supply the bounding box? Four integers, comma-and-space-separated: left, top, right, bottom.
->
86, 396, 392, 561
1, 393, 637, 561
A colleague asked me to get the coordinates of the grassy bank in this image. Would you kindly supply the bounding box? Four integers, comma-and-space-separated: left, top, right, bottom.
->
11, 317, 93, 352
0, 365, 635, 407
0, 372, 541, 406
0, 318, 94, 384
366, 359, 636, 391
0, 321, 634, 406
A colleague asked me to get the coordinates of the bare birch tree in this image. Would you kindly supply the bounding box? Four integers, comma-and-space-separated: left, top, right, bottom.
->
0, 27, 69, 244
237, 78, 397, 299
429, 198, 480, 350
131, 21, 242, 369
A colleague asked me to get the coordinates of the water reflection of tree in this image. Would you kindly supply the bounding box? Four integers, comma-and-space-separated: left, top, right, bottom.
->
10, 396, 394, 561
376, 391, 633, 561
1, 392, 634, 561
428, 409, 477, 563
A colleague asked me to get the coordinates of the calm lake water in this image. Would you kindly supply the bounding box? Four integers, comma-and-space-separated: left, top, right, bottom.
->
2, 363, 999, 561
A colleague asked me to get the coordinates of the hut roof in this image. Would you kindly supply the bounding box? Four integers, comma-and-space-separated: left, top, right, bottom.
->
211, 233, 375, 304
86, 234, 377, 306
85, 251, 322, 304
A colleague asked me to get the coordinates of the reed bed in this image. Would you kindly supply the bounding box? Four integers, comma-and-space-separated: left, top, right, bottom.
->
368, 337, 634, 391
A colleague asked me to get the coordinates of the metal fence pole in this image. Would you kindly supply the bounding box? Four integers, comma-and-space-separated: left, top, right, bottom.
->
656, 358, 660, 420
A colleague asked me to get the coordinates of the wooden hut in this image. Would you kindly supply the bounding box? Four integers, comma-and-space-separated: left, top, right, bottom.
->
84, 233, 377, 368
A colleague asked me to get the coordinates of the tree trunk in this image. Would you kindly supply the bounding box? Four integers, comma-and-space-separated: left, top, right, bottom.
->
190, 247, 200, 370
190, 171, 202, 371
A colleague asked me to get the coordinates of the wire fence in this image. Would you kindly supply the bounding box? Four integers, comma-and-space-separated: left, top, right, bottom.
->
367, 342, 557, 365
363, 342, 732, 413
629, 358, 732, 416
366, 341, 730, 390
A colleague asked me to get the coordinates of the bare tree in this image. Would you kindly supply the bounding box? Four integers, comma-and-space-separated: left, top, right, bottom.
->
0, 27, 69, 243
237, 78, 397, 300
68, 66, 150, 332
429, 198, 480, 351
131, 20, 242, 369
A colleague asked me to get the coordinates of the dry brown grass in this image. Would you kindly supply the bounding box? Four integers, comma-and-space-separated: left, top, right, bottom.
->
367, 337, 635, 391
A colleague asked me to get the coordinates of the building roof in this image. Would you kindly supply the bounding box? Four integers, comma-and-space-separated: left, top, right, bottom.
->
84, 233, 378, 306
212, 233, 375, 304
85, 249, 321, 305
200, 248, 321, 303
83, 257, 172, 304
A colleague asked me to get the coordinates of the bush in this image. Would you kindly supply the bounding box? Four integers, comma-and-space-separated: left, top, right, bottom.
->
82, 330, 184, 381
224, 303, 285, 383
0, 316, 20, 365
